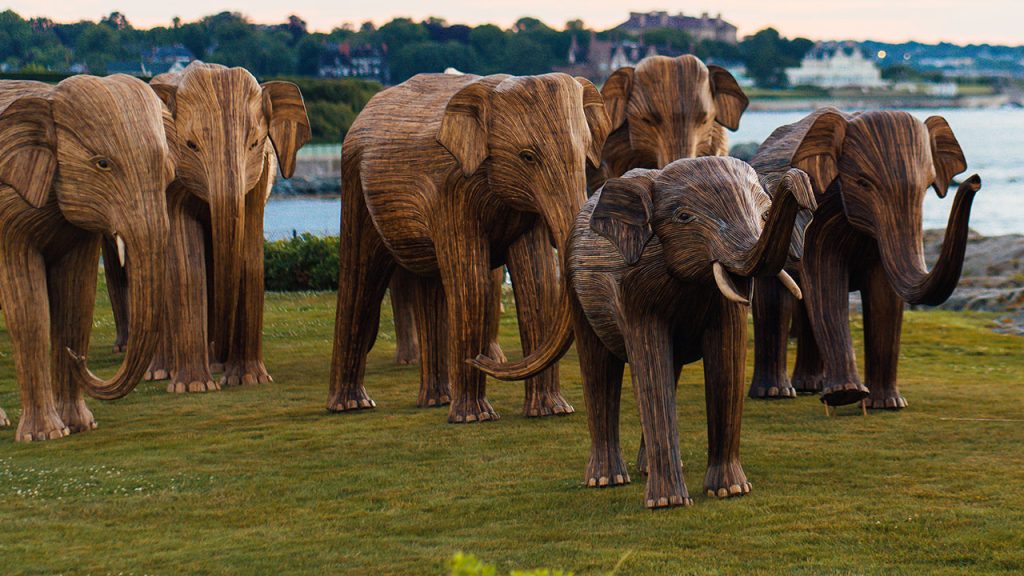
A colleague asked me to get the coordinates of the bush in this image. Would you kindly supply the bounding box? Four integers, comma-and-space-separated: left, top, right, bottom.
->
263, 233, 339, 291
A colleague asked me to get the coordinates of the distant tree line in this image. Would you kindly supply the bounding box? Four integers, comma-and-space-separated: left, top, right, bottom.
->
0, 9, 818, 87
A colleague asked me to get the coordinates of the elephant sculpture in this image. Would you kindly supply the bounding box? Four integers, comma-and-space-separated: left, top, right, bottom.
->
0, 75, 172, 441
747, 108, 980, 408
329, 72, 609, 423
478, 157, 814, 507
103, 61, 310, 393
588, 54, 748, 190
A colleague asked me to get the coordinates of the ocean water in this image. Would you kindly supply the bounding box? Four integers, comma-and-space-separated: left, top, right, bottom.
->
264, 108, 1024, 239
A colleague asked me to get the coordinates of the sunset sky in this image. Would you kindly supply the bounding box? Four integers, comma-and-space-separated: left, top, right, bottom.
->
7, 1, 1023, 45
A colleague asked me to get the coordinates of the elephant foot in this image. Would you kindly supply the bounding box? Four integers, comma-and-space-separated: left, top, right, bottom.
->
748, 377, 797, 400
221, 360, 273, 388
704, 461, 752, 499
523, 388, 574, 418
585, 452, 630, 488
417, 380, 451, 408
864, 391, 908, 410
15, 409, 70, 442
0, 406, 9, 428
166, 367, 220, 394
791, 371, 824, 394
144, 362, 171, 381
111, 342, 126, 354
644, 474, 692, 509
448, 396, 499, 423
60, 401, 97, 434
327, 387, 377, 412
820, 381, 870, 406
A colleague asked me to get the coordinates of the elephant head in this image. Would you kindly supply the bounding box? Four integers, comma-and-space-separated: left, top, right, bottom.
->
591, 157, 815, 304
602, 55, 748, 166
151, 61, 310, 356
764, 108, 979, 306
441, 73, 610, 379
0, 74, 173, 400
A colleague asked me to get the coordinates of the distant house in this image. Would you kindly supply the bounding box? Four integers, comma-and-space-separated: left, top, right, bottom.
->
557, 32, 683, 83
106, 44, 193, 77
616, 11, 738, 45
318, 42, 389, 84
785, 42, 886, 89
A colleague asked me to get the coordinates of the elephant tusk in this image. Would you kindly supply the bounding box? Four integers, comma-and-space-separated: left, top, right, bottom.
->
115, 234, 126, 268
777, 270, 803, 300
713, 261, 750, 306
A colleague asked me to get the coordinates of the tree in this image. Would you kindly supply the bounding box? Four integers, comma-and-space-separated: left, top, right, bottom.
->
740, 28, 812, 88
389, 40, 479, 82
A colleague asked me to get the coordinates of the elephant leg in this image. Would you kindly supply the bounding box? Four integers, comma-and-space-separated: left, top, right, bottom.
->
48, 233, 102, 434
222, 192, 272, 387
507, 224, 572, 417
164, 191, 218, 393
0, 406, 8, 428
790, 301, 825, 393
623, 317, 689, 508
862, 260, 908, 410
144, 303, 173, 381
101, 237, 129, 353
484, 268, 506, 363
0, 241, 68, 442
748, 275, 796, 399
327, 178, 394, 412
802, 224, 869, 406
578, 295, 628, 488
702, 302, 752, 499
410, 274, 450, 408
436, 218, 498, 423
636, 362, 682, 477
389, 270, 420, 366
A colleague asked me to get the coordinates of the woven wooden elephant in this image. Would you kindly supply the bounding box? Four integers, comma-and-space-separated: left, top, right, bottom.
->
328, 72, 608, 423
103, 61, 310, 393
0, 75, 173, 441
747, 108, 981, 408
588, 54, 748, 190
478, 157, 814, 507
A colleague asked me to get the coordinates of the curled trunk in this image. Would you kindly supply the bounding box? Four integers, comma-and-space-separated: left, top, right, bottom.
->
68, 231, 167, 400
727, 168, 817, 277
878, 174, 980, 306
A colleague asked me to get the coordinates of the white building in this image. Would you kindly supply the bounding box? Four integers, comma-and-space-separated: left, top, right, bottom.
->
786, 42, 886, 89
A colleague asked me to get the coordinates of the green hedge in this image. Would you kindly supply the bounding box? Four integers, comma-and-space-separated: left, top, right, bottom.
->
264, 233, 339, 291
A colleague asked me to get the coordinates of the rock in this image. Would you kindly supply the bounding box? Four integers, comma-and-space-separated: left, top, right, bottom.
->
729, 141, 760, 162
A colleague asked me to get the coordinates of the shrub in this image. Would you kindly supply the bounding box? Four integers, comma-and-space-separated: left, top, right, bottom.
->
263, 233, 339, 291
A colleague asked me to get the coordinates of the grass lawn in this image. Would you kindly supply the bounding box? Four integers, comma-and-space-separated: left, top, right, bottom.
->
0, 284, 1022, 575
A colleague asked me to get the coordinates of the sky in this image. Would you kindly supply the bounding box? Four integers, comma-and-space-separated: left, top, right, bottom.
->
8, 1, 1024, 45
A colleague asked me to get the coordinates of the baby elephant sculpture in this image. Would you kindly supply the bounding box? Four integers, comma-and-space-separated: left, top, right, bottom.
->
479, 157, 815, 507
747, 108, 980, 408
0, 75, 172, 441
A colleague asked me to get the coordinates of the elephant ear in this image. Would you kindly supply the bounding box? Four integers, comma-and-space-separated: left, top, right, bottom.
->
708, 65, 749, 131
575, 76, 610, 169
925, 116, 966, 198
791, 108, 847, 195
590, 175, 655, 266
262, 81, 312, 179
601, 67, 634, 132
0, 95, 56, 209
437, 78, 494, 177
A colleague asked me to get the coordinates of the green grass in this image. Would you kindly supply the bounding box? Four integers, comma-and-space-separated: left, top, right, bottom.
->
0, 283, 1022, 575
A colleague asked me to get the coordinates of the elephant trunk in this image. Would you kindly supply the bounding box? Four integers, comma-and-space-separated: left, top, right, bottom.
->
468, 184, 582, 381
878, 175, 980, 306
729, 168, 817, 277
68, 227, 168, 400
208, 178, 247, 361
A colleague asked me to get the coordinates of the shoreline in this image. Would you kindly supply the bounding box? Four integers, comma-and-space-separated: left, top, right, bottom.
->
747, 94, 1013, 112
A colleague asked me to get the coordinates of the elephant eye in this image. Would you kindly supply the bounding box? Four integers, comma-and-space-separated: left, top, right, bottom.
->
93, 157, 112, 171
673, 209, 696, 224
761, 210, 770, 223
855, 176, 872, 188
186, 140, 199, 151
250, 139, 260, 150
519, 149, 538, 164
